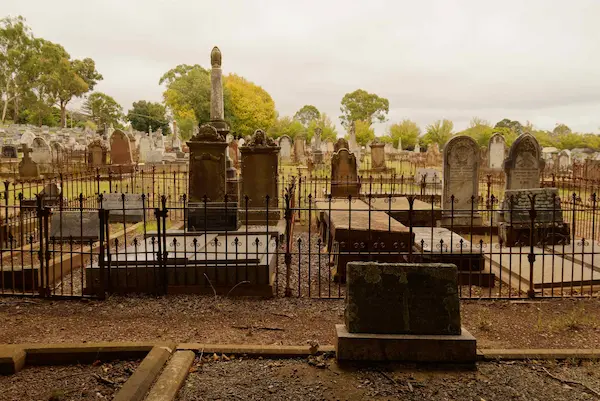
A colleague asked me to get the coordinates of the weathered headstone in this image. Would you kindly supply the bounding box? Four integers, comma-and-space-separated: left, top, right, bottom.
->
312, 128, 323, 164
31, 136, 51, 165
558, 149, 571, 171
101, 193, 145, 223
19, 131, 35, 147
1, 145, 17, 158
442, 135, 481, 226
278, 135, 292, 161
50, 141, 65, 164
504, 133, 543, 190
88, 140, 107, 167
228, 139, 239, 168
18, 146, 39, 179
336, 262, 477, 363
488, 133, 506, 170
110, 129, 134, 167
50, 211, 100, 241
138, 135, 152, 163
370, 138, 386, 171
334, 138, 349, 153
239, 129, 281, 225
293, 134, 306, 164
331, 148, 360, 198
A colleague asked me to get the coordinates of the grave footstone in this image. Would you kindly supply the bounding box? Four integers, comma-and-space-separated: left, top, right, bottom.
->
101, 193, 144, 223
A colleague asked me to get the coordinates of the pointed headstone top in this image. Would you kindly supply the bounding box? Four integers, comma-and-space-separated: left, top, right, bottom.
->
211, 46, 222, 68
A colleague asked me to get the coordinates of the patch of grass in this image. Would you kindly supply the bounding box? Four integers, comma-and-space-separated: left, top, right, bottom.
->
475, 308, 494, 331
548, 304, 599, 332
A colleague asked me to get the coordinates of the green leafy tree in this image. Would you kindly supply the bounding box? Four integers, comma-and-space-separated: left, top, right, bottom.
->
339, 89, 389, 129
0, 16, 35, 123
160, 64, 211, 124
127, 100, 170, 134
293, 105, 320, 127
307, 113, 338, 142
458, 117, 494, 147
552, 123, 572, 137
421, 119, 454, 148
224, 73, 276, 136
494, 118, 523, 136
53, 57, 102, 127
352, 120, 375, 146
267, 115, 305, 139
388, 119, 421, 149
82, 92, 123, 130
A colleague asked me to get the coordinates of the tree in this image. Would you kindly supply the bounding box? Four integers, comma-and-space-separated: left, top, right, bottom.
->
127, 100, 170, 134
307, 113, 337, 142
421, 119, 454, 148
160, 65, 276, 137
0, 16, 35, 123
267, 115, 305, 139
388, 119, 421, 149
293, 105, 320, 127
223, 74, 276, 136
82, 92, 123, 130
339, 89, 389, 129
553, 123, 572, 137
458, 117, 493, 147
53, 57, 102, 127
353, 120, 375, 146
494, 118, 523, 136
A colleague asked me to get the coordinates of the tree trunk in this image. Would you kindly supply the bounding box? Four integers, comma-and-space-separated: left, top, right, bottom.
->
60, 101, 67, 128
1, 99, 8, 123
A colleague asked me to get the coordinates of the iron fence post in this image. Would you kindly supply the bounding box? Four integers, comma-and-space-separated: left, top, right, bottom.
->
527, 194, 537, 298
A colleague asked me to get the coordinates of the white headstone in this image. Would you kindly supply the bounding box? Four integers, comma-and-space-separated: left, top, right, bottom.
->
488, 133, 506, 170
31, 136, 51, 164
138, 136, 152, 163
278, 136, 292, 160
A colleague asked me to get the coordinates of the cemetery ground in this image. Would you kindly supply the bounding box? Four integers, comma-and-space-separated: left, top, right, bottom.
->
1, 296, 600, 350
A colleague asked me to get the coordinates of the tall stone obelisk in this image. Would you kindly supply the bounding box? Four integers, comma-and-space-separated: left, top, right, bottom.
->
208, 46, 230, 137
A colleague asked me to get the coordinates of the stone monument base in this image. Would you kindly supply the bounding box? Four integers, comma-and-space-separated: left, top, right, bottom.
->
330, 184, 361, 198
335, 324, 477, 364
441, 213, 483, 229
313, 150, 323, 164
186, 202, 240, 231
499, 222, 571, 247
238, 209, 281, 226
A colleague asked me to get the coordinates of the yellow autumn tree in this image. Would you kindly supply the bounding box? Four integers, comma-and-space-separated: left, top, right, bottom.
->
224, 74, 276, 136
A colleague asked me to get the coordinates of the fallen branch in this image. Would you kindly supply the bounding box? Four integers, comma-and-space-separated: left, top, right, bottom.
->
232, 325, 284, 331
541, 367, 600, 398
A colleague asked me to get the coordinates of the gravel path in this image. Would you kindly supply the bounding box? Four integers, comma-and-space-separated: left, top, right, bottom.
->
0, 359, 139, 401
177, 358, 600, 401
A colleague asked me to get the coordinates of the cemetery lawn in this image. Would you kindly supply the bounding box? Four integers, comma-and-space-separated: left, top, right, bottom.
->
1, 297, 600, 349
0, 359, 139, 400
177, 358, 600, 401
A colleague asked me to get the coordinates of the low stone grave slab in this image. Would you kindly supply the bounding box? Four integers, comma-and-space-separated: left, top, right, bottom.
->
101, 193, 144, 223
412, 227, 494, 287
186, 202, 239, 232
367, 197, 441, 226
50, 211, 100, 241
545, 242, 600, 275
0, 265, 39, 293
485, 246, 600, 292
85, 233, 278, 296
336, 262, 476, 363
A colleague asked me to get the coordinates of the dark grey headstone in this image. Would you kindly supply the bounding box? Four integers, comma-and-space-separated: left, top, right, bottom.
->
50, 211, 99, 241
345, 262, 460, 335
1, 145, 17, 158
501, 188, 563, 226
186, 202, 239, 231
101, 193, 144, 223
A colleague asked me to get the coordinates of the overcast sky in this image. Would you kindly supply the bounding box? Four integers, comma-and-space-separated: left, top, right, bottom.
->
5, 0, 600, 135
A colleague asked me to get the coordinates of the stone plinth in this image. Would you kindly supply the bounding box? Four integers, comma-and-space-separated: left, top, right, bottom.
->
336, 261, 476, 364
187, 141, 227, 203
239, 130, 281, 226
186, 202, 239, 231
370, 141, 386, 171
345, 262, 461, 335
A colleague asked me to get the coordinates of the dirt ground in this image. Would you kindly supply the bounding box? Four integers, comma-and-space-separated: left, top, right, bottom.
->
0, 359, 139, 401
177, 357, 600, 401
0, 296, 600, 349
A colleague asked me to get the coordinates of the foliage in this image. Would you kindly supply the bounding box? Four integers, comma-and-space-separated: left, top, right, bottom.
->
553, 123, 571, 136
224, 73, 276, 136
457, 117, 494, 147
267, 115, 305, 140
127, 100, 170, 134
307, 113, 337, 142
388, 119, 421, 149
353, 120, 375, 146
421, 119, 454, 148
494, 118, 523, 136
174, 108, 196, 141
339, 89, 389, 129
161, 66, 276, 137
293, 105, 320, 127
82, 92, 123, 130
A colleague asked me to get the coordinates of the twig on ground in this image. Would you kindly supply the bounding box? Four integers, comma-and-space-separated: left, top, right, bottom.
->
232, 325, 284, 331
93, 373, 117, 386
203, 273, 217, 299
226, 281, 251, 297
541, 367, 600, 398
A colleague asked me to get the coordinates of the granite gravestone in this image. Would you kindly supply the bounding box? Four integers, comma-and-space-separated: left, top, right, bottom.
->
442, 135, 481, 226
239, 129, 281, 225
504, 133, 543, 190
50, 211, 100, 241
110, 129, 134, 167
1, 145, 17, 158
101, 193, 145, 223
336, 262, 477, 363
370, 138, 386, 171
18, 146, 39, 179
488, 133, 506, 170
278, 135, 292, 161
88, 140, 107, 167
331, 148, 360, 198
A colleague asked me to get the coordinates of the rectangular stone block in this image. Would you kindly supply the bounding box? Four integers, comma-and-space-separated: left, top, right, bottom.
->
50, 211, 100, 241
345, 262, 460, 335
102, 193, 144, 223
335, 324, 476, 363
186, 202, 239, 231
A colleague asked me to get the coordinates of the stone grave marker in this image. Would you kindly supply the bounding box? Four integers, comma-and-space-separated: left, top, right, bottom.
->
504, 133, 543, 190
1, 145, 17, 158
488, 133, 506, 170
558, 150, 571, 171
110, 129, 134, 166
370, 138, 386, 171
331, 148, 360, 197
293, 135, 306, 163
414, 168, 441, 185
19, 131, 35, 147
278, 135, 292, 161
442, 135, 481, 226
50, 141, 65, 164
31, 136, 51, 164
88, 140, 107, 167
18, 146, 39, 179
138, 135, 152, 163
50, 211, 100, 241
101, 193, 145, 223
